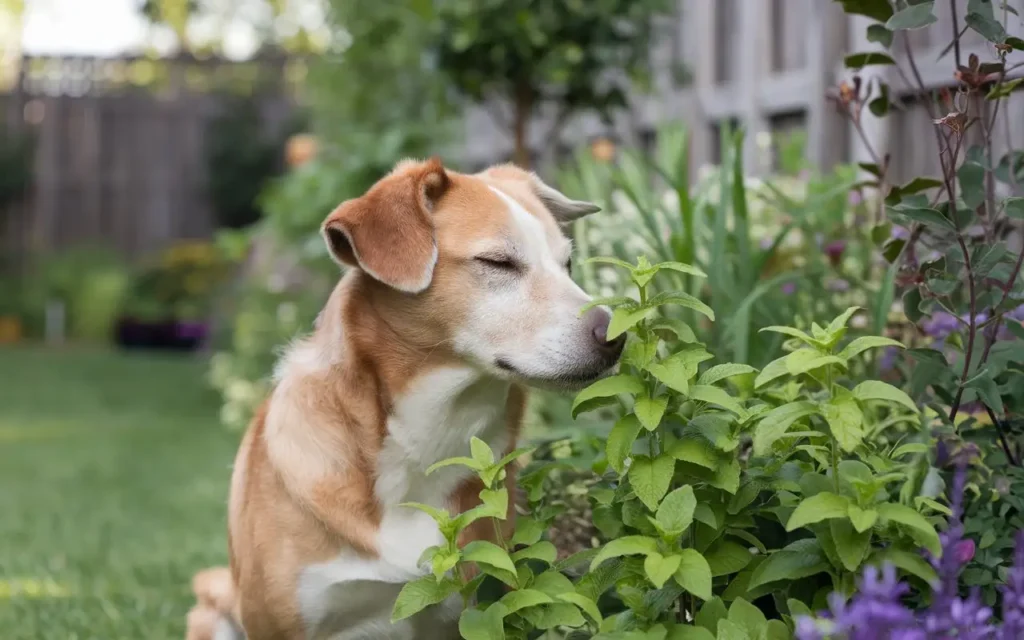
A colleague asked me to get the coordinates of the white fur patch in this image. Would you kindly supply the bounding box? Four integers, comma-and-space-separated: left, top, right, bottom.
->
295, 366, 508, 638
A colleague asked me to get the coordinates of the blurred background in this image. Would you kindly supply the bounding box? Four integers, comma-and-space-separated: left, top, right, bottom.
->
0, 0, 1022, 637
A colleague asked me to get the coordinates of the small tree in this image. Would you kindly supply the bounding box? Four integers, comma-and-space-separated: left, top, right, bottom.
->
430, 0, 674, 167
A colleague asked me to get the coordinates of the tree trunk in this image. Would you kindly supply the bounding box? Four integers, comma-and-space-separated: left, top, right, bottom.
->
512, 83, 533, 168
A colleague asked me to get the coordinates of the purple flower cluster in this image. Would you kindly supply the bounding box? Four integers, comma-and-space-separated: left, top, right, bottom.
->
795, 467, 1024, 640
920, 305, 1024, 346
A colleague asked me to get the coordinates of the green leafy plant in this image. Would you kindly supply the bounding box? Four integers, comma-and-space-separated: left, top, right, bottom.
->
391, 257, 935, 638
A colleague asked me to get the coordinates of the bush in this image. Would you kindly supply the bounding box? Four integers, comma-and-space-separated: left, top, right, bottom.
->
391, 256, 944, 639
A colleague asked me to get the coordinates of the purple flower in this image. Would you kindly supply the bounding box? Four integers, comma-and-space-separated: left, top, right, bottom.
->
954, 539, 976, 565
825, 240, 847, 266
880, 345, 900, 372
782, 282, 797, 295
891, 226, 911, 240
1004, 532, 1024, 638
849, 190, 863, 206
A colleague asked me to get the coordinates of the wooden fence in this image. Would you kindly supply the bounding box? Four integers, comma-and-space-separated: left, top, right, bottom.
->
0, 54, 293, 269
460, 0, 1024, 185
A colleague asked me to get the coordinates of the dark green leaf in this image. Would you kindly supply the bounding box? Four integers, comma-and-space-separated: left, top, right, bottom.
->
834, 0, 893, 21
1005, 197, 1024, 219
886, 3, 938, 30
959, 161, 987, 209
831, 519, 871, 571
866, 24, 894, 47
705, 541, 754, 577
607, 414, 642, 474
844, 52, 897, 68
889, 205, 956, 231
459, 604, 506, 640
787, 492, 851, 530
966, 10, 1007, 42
392, 576, 460, 621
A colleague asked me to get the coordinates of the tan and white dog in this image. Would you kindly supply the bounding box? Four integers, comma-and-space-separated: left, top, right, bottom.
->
186, 159, 624, 640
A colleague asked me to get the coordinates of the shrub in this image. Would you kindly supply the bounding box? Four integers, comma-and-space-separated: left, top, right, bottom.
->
391, 256, 934, 639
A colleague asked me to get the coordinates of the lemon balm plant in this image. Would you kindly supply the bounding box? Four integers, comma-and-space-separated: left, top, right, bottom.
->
392, 256, 936, 639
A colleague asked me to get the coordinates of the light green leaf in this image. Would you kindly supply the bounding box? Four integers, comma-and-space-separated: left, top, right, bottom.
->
822, 394, 865, 452
635, 394, 669, 431
690, 385, 747, 418
848, 505, 879, 533
892, 443, 929, 458
786, 492, 851, 531
877, 503, 941, 555
827, 306, 862, 334
716, 619, 748, 640
656, 485, 697, 537
648, 347, 715, 394
879, 548, 939, 584
728, 597, 767, 636
645, 552, 683, 588
646, 292, 715, 321
786, 350, 848, 377
831, 518, 871, 571
853, 380, 918, 412
531, 570, 576, 596
674, 549, 713, 600
479, 488, 508, 519
511, 541, 557, 565
754, 353, 791, 388
649, 318, 698, 343
579, 296, 634, 314
572, 374, 645, 417
710, 457, 741, 495
426, 457, 483, 475
391, 576, 460, 621
668, 437, 718, 470
753, 401, 819, 456
629, 454, 676, 511
839, 336, 905, 361
511, 518, 545, 547
555, 592, 602, 625
585, 256, 635, 271
430, 550, 460, 581
693, 503, 719, 530
589, 536, 660, 570
470, 437, 495, 466
459, 603, 506, 640
498, 589, 553, 614
608, 306, 656, 340
705, 541, 753, 577
759, 325, 818, 345
668, 626, 716, 640
399, 502, 451, 524
494, 446, 535, 470
660, 261, 708, 278
698, 364, 758, 386
463, 541, 518, 580
607, 414, 642, 474
886, 2, 937, 30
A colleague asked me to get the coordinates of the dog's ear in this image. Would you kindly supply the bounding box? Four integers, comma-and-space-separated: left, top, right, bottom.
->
530, 174, 601, 224
321, 158, 450, 293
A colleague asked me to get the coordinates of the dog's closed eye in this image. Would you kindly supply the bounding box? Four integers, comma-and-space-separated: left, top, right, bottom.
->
475, 254, 520, 272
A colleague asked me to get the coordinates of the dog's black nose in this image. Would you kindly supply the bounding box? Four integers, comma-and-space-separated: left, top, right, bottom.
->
583, 308, 626, 357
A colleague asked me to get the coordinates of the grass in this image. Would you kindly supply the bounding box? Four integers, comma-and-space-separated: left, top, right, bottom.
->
0, 346, 239, 639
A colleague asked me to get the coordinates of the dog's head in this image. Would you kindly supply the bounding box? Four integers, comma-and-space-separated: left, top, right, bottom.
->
322, 158, 623, 389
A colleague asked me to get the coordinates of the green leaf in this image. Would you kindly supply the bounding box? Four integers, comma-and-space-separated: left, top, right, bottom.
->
391, 576, 460, 621
879, 548, 939, 584
511, 542, 557, 565
668, 438, 718, 470
877, 503, 941, 555
748, 540, 829, 589
835, 0, 893, 21
589, 536, 659, 570
1005, 197, 1024, 219
696, 597, 728, 633
787, 492, 851, 531
831, 519, 871, 571
471, 437, 495, 467
531, 570, 576, 596
760, 325, 818, 344
966, 10, 1007, 42
839, 336, 905, 361
648, 347, 714, 394
426, 457, 483, 475
690, 385, 747, 418
727, 598, 767, 637
965, 370, 1005, 417
399, 502, 451, 525
716, 619, 748, 640
852, 380, 917, 412
608, 306, 656, 340
658, 261, 708, 278
866, 24, 894, 47
572, 375, 645, 417
656, 485, 697, 537
674, 549, 713, 601
463, 541, 518, 580
511, 518, 545, 547
520, 602, 585, 629
669, 626, 716, 640
645, 552, 683, 588
822, 394, 865, 452
635, 395, 669, 431
886, 2, 937, 30
555, 592, 602, 625
890, 204, 956, 231
698, 364, 758, 386
498, 589, 554, 614
844, 51, 896, 68
649, 318, 698, 343
646, 292, 715, 321
753, 401, 819, 456
785, 350, 847, 377
754, 354, 791, 388
705, 541, 753, 577
579, 296, 635, 313
585, 256, 636, 271
959, 161, 987, 209
607, 414, 643, 474
848, 505, 879, 533
629, 454, 676, 511
459, 603, 506, 640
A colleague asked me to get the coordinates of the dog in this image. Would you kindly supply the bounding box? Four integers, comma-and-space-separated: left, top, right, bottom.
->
186, 158, 624, 640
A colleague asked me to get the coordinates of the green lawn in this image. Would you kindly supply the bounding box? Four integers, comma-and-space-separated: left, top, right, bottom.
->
0, 346, 240, 639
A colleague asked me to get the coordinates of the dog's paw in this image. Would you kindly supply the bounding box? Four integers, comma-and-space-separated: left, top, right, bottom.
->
377, 508, 447, 578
